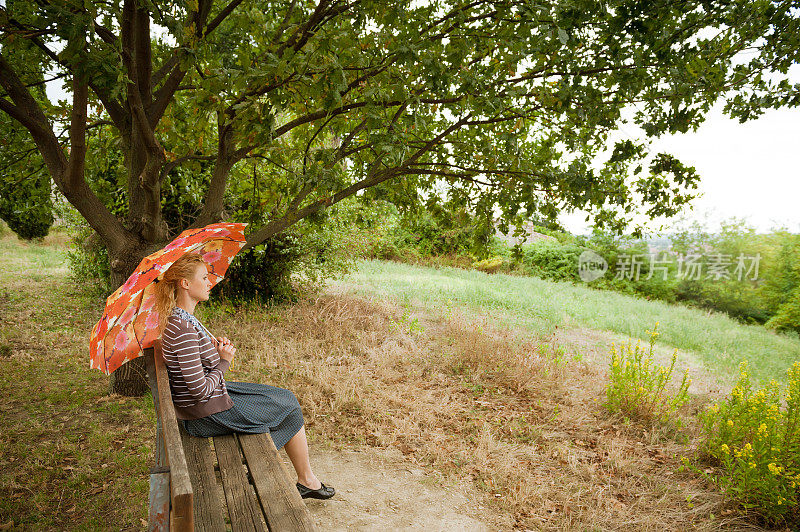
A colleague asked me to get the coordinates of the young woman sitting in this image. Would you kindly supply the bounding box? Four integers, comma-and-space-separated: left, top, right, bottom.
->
154, 252, 334, 500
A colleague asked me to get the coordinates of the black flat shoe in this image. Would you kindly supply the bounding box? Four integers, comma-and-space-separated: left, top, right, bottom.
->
296, 482, 335, 500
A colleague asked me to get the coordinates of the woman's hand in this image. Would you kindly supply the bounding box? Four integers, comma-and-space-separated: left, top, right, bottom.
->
215, 337, 236, 362
218, 342, 236, 362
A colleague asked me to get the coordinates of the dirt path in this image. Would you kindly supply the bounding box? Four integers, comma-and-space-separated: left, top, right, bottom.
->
290, 448, 494, 531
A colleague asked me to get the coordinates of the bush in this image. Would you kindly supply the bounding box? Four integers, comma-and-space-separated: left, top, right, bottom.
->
605, 323, 690, 427
399, 208, 487, 258
674, 279, 770, 324
0, 171, 54, 240
696, 361, 800, 525
521, 240, 584, 282
220, 199, 367, 302
217, 233, 304, 302
66, 228, 114, 297
765, 285, 800, 332
473, 256, 504, 273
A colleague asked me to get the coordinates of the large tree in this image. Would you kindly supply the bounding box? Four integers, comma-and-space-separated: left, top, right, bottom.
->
1, 0, 797, 394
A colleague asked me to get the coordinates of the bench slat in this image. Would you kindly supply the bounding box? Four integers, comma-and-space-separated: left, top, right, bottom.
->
214, 434, 268, 532
180, 425, 227, 531
239, 433, 317, 532
153, 341, 194, 531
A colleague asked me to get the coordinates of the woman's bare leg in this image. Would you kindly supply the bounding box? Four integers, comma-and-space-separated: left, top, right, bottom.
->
283, 425, 321, 489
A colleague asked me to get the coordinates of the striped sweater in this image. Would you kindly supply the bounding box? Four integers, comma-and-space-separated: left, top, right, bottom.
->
161, 315, 233, 420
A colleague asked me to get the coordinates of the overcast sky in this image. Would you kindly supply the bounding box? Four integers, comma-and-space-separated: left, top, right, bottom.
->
560, 66, 800, 236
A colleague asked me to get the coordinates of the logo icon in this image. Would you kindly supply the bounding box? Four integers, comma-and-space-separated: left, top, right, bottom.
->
578, 250, 608, 282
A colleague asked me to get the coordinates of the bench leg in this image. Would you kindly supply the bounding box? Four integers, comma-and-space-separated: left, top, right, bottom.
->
148, 470, 170, 532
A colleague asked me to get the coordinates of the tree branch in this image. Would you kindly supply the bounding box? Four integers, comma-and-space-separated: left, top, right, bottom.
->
159, 152, 216, 182
148, 0, 214, 126
404, 168, 496, 187
19, 26, 128, 130
244, 114, 470, 249
270, 0, 298, 45
0, 52, 66, 178
0, 52, 130, 250
0, 97, 37, 133
276, 0, 332, 57
121, 13, 161, 164
151, 55, 179, 89
203, 0, 247, 37
94, 21, 118, 45
65, 75, 89, 187
243, 159, 395, 250
192, 113, 237, 228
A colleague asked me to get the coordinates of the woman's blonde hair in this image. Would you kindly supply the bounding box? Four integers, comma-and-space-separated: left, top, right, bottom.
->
153, 252, 207, 334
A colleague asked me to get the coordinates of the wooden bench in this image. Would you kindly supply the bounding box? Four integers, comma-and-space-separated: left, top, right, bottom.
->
143, 341, 317, 531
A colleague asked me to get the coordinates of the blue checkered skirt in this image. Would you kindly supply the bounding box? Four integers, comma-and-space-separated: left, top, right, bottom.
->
182, 381, 304, 450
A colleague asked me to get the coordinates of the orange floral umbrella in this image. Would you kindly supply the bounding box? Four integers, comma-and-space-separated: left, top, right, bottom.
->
90, 222, 247, 375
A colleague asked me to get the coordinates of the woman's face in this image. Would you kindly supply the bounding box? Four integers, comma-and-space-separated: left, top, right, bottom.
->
183, 263, 212, 303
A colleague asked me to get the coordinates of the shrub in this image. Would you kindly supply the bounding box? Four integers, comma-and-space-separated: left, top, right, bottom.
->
473, 256, 504, 273
397, 208, 486, 258
66, 228, 114, 297
0, 171, 54, 240
220, 200, 365, 302
697, 361, 800, 525
217, 233, 304, 302
605, 323, 690, 427
765, 285, 800, 332
521, 240, 584, 282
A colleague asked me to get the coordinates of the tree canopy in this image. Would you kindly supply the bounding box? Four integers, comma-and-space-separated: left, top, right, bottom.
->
2, 0, 798, 249
1, 0, 798, 391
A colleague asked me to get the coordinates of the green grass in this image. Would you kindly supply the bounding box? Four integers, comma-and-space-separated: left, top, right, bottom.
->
333, 259, 800, 384
0, 234, 153, 530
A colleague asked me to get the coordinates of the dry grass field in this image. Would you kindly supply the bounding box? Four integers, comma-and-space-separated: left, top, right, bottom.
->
207, 292, 761, 530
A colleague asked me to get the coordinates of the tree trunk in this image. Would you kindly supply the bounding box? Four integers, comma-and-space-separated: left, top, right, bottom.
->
107, 98, 167, 395
110, 358, 150, 396
106, 234, 156, 397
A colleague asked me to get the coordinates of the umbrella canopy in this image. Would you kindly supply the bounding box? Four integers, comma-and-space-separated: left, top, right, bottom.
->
90, 222, 247, 375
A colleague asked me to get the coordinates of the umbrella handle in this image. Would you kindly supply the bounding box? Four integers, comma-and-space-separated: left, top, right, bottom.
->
198, 322, 234, 371
200, 323, 233, 371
